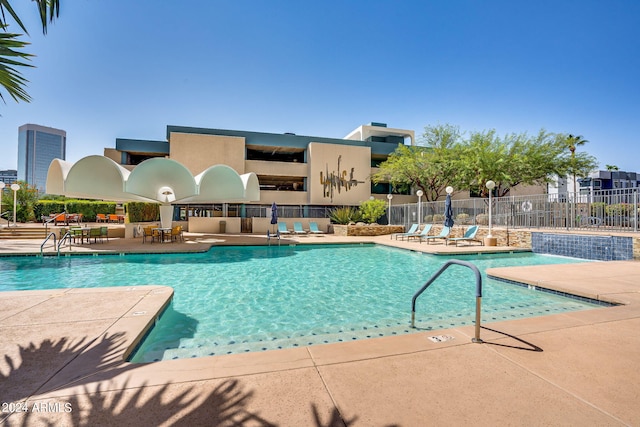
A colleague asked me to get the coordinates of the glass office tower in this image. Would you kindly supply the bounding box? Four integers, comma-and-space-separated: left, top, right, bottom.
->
18, 124, 66, 192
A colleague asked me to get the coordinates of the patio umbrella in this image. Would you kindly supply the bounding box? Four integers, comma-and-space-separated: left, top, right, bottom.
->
444, 193, 455, 227
270, 202, 278, 232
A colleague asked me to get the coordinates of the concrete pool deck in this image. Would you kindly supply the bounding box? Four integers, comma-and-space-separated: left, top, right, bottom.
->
1, 232, 640, 426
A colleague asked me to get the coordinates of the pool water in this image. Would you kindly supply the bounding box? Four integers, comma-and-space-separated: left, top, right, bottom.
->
0, 245, 600, 362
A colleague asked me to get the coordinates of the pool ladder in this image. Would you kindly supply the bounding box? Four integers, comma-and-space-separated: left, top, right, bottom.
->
267, 229, 281, 246
411, 259, 484, 343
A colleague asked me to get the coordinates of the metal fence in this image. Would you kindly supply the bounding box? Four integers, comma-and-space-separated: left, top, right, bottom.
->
389, 187, 640, 233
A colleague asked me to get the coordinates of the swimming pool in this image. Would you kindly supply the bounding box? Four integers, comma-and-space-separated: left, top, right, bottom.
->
0, 244, 601, 362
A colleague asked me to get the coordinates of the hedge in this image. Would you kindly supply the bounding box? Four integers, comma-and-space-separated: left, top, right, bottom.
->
35, 200, 117, 222
126, 202, 160, 223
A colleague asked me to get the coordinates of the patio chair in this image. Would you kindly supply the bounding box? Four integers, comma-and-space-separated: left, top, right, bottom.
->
308, 221, 324, 234
447, 225, 482, 246
420, 226, 451, 244
171, 225, 184, 242
277, 222, 291, 235
108, 214, 120, 223
100, 226, 109, 242
70, 227, 84, 244
392, 223, 419, 240
89, 227, 102, 243
142, 226, 155, 243
293, 222, 307, 235
96, 213, 107, 223
406, 224, 433, 241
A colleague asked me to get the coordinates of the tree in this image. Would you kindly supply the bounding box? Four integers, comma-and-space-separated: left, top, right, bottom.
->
358, 199, 387, 224
606, 164, 619, 171
455, 130, 597, 197
0, 0, 60, 103
1, 180, 39, 222
563, 134, 589, 192
372, 124, 462, 202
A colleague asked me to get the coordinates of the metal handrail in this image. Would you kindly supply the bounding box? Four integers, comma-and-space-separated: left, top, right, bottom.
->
411, 259, 483, 343
57, 231, 72, 255
266, 229, 281, 246
40, 232, 57, 256
43, 211, 66, 234
1, 210, 11, 227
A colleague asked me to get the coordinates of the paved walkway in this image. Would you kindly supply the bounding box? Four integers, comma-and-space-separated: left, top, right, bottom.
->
1, 233, 639, 426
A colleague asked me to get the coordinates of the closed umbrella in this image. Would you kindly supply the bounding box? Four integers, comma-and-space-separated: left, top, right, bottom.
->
270, 202, 278, 232
444, 193, 454, 227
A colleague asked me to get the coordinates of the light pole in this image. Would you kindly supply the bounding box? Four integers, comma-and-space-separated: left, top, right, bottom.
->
416, 189, 423, 227
0, 182, 5, 224
386, 193, 393, 225
486, 180, 496, 244
11, 183, 20, 227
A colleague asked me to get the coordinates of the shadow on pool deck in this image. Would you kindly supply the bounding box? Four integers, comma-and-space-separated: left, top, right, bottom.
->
1, 234, 640, 425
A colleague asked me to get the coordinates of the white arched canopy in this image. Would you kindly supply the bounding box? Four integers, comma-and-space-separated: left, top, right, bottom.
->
46, 156, 261, 206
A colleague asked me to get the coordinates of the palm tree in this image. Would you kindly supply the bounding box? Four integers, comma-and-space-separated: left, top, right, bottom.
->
0, 1, 60, 103
565, 134, 589, 193
606, 164, 619, 171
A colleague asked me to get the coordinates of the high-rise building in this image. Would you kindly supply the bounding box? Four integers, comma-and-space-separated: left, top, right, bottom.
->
0, 169, 17, 184
18, 124, 66, 191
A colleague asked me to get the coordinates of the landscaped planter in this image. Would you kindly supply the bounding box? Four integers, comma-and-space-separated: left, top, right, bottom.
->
332, 224, 405, 236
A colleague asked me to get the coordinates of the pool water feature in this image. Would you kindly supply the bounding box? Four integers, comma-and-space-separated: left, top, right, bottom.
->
0, 245, 601, 362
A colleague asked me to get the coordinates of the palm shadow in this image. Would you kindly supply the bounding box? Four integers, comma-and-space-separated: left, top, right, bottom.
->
1, 334, 362, 426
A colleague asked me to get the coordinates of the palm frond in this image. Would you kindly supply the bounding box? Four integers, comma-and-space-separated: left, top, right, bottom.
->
0, 30, 33, 103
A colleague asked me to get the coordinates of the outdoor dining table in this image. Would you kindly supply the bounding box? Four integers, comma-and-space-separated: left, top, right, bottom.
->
153, 227, 173, 243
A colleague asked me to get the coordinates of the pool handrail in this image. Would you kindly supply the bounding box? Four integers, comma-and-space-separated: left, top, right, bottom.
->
57, 231, 73, 255
411, 259, 483, 343
40, 232, 57, 256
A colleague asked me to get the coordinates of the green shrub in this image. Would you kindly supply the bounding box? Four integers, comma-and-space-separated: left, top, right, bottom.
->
432, 214, 445, 223
423, 214, 433, 223
476, 213, 489, 225
358, 199, 387, 224
329, 206, 363, 224
456, 213, 470, 224
590, 202, 607, 217
126, 202, 160, 223
605, 203, 633, 217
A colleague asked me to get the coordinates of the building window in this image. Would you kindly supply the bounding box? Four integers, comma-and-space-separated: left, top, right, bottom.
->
257, 175, 305, 191
246, 147, 305, 163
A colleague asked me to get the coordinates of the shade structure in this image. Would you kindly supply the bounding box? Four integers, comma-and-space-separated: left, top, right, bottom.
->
444, 193, 454, 227
46, 156, 261, 227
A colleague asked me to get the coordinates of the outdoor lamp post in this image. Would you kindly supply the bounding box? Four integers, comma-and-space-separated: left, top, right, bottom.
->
0, 182, 5, 223
416, 190, 423, 227
485, 180, 496, 246
446, 186, 453, 195
11, 183, 20, 227
387, 194, 393, 225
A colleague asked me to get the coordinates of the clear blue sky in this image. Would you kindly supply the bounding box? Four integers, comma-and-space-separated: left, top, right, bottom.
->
1, 0, 639, 172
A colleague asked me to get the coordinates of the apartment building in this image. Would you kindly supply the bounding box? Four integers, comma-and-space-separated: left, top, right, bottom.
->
105, 123, 415, 230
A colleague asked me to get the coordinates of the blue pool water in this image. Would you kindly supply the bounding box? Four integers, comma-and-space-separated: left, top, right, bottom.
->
0, 245, 601, 362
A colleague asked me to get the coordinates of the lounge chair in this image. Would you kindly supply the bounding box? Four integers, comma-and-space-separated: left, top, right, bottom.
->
447, 225, 482, 246
277, 222, 291, 235
420, 226, 451, 244
96, 213, 107, 223
392, 223, 419, 240
406, 224, 433, 241
293, 222, 307, 235
308, 221, 324, 234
